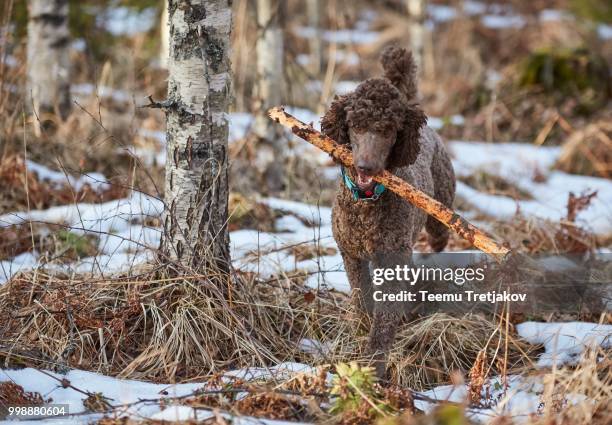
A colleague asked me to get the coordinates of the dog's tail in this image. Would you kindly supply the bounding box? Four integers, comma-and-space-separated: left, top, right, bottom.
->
381, 46, 418, 101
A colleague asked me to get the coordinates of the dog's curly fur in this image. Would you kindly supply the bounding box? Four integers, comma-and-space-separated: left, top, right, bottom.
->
321, 46, 456, 377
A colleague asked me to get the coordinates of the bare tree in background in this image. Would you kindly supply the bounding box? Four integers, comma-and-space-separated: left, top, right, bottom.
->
405, 0, 425, 76
159, 0, 169, 69
161, 0, 232, 272
254, 0, 285, 192
306, 0, 323, 76
27, 0, 71, 121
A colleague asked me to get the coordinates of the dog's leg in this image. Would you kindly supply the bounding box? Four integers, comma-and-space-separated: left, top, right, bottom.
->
367, 251, 412, 379
341, 252, 373, 316
426, 140, 456, 252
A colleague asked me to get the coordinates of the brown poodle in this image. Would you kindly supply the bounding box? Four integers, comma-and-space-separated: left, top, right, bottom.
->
321, 46, 456, 377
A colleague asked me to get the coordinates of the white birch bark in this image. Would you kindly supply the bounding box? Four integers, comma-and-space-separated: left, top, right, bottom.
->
159, 0, 169, 69
253, 0, 285, 191
405, 0, 425, 76
161, 0, 232, 271
26, 0, 71, 120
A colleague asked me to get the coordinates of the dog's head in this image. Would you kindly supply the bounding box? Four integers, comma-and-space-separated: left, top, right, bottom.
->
321, 78, 426, 190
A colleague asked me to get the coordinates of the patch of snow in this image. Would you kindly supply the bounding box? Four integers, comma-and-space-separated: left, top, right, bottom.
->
0, 193, 163, 282
598, 24, 612, 40
123, 146, 166, 167
428, 115, 465, 130
428, 4, 457, 22
26, 160, 110, 192
0, 252, 39, 284
539, 9, 573, 23
71, 38, 87, 52
1, 54, 18, 68
71, 83, 133, 104
301, 51, 360, 67
298, 338, 333, 357
138, 128, 166, 144
99, 7, 156, 36
417, 373, 589, 422
516, 321, 612, 367
0, 363, 318, 424
481, 14, 526, 29
294, 26, 379, 45
450, 141, 560, 182
452, 141, 612, 236
150, 406, 212, 422
228, 112, 254, 142
463, 1, 487, 15
334, 81, 359, 94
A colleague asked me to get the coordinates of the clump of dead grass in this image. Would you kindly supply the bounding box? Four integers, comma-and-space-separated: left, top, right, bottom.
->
492, 214, 598, 254
0, 263, 356, 380
556, 119, 612, 179
388, 314, 535, 391
0, 381, 46, 414
0, 259, 537, 393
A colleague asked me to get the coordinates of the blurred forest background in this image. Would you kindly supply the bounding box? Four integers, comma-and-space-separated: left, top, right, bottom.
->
1, 0, 611, 203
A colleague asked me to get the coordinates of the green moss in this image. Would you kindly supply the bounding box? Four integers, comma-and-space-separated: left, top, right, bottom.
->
55, 230, 98, 259
569, 0, 612, 23
518, 48, 610, 114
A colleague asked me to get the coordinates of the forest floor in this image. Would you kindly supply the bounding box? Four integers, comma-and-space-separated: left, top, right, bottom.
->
0, 0, 611, 424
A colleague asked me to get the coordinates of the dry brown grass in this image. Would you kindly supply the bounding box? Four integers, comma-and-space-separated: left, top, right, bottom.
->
556, 119, 612, 179
0, 260, 539, 395
0, 153, 128, 215
388, 314, 536, 391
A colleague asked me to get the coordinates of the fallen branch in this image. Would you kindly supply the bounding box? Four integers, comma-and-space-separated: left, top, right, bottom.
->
268, 106, 511, 263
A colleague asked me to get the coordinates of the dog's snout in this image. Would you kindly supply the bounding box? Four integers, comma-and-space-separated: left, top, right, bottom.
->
356, 161, 375, 175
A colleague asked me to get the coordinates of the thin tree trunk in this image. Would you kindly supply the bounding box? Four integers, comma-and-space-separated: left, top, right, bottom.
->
161, 0, 232, 272
306, 0, 322, 76
26, 0, 71, 120
254, 0, 285, 191
159, 0, 169, 69
405, 0, 425, 78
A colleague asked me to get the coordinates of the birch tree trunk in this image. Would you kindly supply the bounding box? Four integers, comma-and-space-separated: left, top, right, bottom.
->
405, 0, 425, 77
159, 0, 169, 69
161, 0, 232, 272
26, 0, 71, 120
253, 0, 285, 191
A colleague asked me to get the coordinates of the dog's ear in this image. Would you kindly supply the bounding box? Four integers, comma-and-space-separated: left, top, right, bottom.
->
321, 94, 351, 145
387, 103, 427, 169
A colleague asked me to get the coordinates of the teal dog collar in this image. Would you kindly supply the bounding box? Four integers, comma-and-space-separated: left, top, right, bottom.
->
341, 166, 386, 201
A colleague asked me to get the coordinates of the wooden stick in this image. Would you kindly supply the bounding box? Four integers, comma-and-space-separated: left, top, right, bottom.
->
268, 106, 511, 263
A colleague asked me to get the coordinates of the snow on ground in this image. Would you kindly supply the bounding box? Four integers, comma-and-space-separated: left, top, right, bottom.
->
26, 160, 109, 192
415, 373, 588, 423
415, 321, 611, 422
1, 131, 611, 424
97, 6, 156, 36
598, 23, 612, 40
1, 323, 609, 424
0, 193, 163, 283
2, 124, 612, 287
293, 8, 379, 45
297, 50, 360, 67
71, 83, 133, 104
0, 363, 320, 424
293, 26, 379, 45
451, 141, 612, 237
481, 14, 526, 29
516, 322, 612, 368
